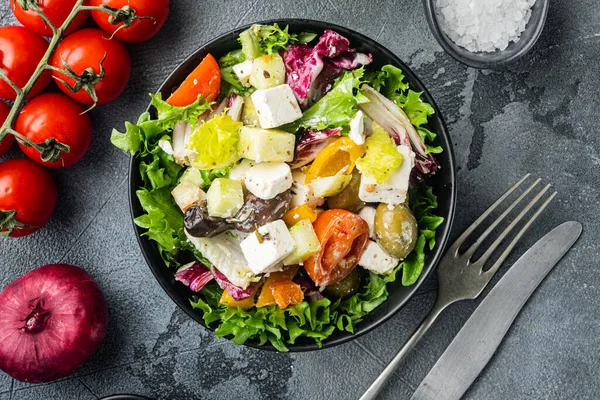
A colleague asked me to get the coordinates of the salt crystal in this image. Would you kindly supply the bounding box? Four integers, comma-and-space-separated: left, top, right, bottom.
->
436, 0, 537, 53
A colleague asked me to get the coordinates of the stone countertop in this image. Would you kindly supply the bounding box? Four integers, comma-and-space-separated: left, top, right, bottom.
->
1, 1, 598, 399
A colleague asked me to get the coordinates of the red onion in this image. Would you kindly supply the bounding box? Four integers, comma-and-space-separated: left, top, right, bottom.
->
0, 264, 108, 383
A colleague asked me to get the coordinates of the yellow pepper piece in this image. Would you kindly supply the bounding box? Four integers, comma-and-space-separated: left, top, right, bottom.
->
305, 137, 365, 184
256, 266, 299, 308
283, 204, 318, 227
219, 289, 255, 310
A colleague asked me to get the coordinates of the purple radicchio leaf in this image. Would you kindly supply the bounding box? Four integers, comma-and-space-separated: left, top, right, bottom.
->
288, 127, 342, 169
211, 266, 260, 300
282, 30, 372, 109
175, 261, 214, 292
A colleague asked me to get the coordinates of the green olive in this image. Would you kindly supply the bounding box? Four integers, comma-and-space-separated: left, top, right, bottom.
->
374, 203, 418, 259
324, 268, 362, 299
326, 169, 365, 212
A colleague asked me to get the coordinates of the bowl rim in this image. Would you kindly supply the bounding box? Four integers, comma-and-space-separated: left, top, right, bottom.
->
422, 0, 550, 69
128, 18, 457, 352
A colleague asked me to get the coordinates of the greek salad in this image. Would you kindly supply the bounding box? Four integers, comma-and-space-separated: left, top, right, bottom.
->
112, 24, 444, 351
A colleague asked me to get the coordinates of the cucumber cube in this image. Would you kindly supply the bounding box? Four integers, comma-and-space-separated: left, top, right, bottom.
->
283, 219, 322, 265
311, 174, 353, 198
249, 54, 286, 90
206, 178, 244, 218
180, 167, 205, 188
238, 126, 295, 162
242, 96, 260, 127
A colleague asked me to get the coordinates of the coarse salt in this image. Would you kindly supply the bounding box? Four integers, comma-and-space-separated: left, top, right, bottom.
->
436, 0, 537, 52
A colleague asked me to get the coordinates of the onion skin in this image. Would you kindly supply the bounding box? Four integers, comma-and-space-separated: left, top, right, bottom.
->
0, 264, 108, 383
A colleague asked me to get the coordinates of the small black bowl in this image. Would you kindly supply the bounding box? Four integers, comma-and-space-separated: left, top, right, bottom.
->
129, 19, 457, 351
423, 0, 549, 69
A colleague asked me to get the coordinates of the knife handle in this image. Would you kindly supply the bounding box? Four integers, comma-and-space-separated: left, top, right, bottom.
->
359, 299, 448, 400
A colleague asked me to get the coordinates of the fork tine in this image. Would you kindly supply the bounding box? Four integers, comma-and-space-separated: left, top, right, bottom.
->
448, 174, 531, 256
462, 178, 541, 260
473, 184, 553, 269
484, 191, 557, 276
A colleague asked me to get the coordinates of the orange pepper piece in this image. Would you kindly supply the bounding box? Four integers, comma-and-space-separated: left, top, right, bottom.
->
167, 54, 221, 106
305, 137, 365, 184
256, 266, 299, 308
271, 280, 304, 309
219, 289, 255, 310
282, 204, 318, 227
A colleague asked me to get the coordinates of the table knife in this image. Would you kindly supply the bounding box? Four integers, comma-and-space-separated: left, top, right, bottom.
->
410, 221, 582, 400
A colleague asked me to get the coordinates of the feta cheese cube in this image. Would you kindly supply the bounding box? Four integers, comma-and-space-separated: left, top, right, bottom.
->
290, 170, 324, 208
186, 231, 253, 289
245, 162, 293, 200
240, 220, 296, 274
171, 181, 206, 211
251, 84, 303, 129
348, 111, 365, 145
359, 240, 399, 275
232, 60, 253, 87
228, 159, 258, 181
359, 145, 415, 205
358, 206, 377, 239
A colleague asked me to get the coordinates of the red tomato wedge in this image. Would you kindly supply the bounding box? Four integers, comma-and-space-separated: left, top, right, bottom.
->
304, 209, 370, 287
167, 54, 221, 107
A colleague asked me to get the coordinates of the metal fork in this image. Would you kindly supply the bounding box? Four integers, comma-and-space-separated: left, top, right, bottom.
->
359, 174, 557, 400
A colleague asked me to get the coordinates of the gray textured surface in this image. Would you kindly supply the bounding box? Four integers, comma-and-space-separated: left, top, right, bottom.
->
0, 1, 598, 399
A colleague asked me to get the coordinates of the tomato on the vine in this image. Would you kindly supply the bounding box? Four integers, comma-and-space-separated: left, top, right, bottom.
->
10, 0, 90, 37
0, 26, 52, 101
0, 158, 57, 237
16, 93, 93, 168
304, 209, 370, 287
0, 102, 14, 157
50, 28, 131, 105
89, 0, 170, 43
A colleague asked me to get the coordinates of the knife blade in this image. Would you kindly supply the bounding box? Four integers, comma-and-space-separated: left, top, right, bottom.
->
410, 221, 582, 400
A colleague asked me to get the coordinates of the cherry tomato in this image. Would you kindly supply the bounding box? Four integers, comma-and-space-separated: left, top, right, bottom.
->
89, 0, 170, 43
0, 102, 14, 157
15, 93, 92, 168
10, 0, 90, 37
167, 54, 221, 107
0, 26, 52, 101
0, 158, 57, 237
50, 28, 131, 105
304, 209, 370, 287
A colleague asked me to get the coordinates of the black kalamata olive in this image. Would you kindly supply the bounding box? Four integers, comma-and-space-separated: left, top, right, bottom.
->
184, 204, 233, 238
234, 190, 292, 232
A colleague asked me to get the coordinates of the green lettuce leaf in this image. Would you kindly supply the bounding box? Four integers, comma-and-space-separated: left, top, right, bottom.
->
288, 68, 366, 132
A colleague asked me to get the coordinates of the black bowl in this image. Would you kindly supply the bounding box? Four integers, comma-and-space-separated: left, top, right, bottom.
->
129, 19, 457, 351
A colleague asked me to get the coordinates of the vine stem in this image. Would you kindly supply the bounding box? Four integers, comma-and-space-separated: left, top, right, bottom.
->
0, 0, 86, 146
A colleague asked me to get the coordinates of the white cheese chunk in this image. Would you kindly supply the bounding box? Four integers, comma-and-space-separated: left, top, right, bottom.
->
358, 206, 377, 239
171, 182, 206, 211
251, 84, 303, 129
244, 162, 293, 200
186, 231, 253, 289
348, 111, 365, 145
232, 60, 253, 87
358, 145, 415, 205
240, 220, 296, 275
290, 170, 324, 208
359, 240, 399, 275
228, 159, 258, 182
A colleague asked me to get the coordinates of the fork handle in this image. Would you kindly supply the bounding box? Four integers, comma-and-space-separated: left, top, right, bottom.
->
359, 300, 448, 400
